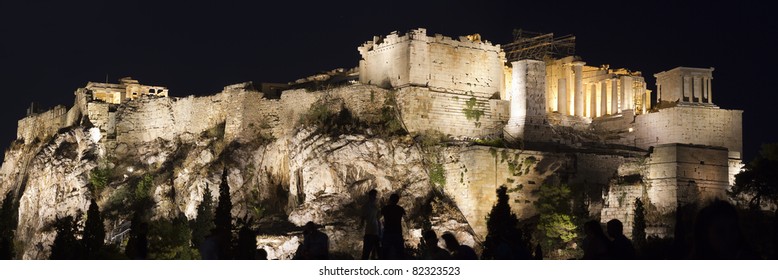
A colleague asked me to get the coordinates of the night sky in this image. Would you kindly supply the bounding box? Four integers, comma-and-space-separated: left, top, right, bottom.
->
1, 1, 775, 162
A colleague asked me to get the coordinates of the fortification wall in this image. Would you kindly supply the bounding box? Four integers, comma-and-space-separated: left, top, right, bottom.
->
443, 147, 569, 236
17, 106, 69, 144
113, 84, 395, 146
645, 144, 729, 208
633, 106, 742, 158
359, 29, 505, 97
600, 144, 730, 238
443, 145, 642, 237
86, 102, 111, 135
395, 87, 508, 139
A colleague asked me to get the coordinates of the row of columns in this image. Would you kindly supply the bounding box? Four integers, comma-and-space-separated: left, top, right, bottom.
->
556, 62, 586, 117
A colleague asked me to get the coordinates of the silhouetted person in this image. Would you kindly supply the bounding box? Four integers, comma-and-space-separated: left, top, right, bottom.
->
381, 193, 406, 259
606, 219, 635, 259
492, 228, 531, 260
200, 228, 221, 260
360, 189, 381, 259
691, 200, 757, 259
255, 248, 268, 260
533, 244, 543, 260
295, 221, 329, 260
441, 232, 477, 260
420, 230, 450, 260
582, 220, 610, 259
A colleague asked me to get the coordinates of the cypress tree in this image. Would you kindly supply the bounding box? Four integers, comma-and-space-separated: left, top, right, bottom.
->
0, 192, 18, 259
191, 188, 215, 248
235, 222, 256, 260
82, 198, 105, 258
50, 216, 81, 259
632, 198, 647, 250
482, 186, 528, 259
214, 168, 233, 259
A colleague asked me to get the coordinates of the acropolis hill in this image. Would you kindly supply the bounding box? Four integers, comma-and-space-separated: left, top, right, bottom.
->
0, 28, 742, 259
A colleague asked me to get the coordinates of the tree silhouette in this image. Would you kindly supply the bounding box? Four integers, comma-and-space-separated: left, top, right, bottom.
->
632, 198, 647, 251
482, 185, 528, 259
125, 175, 154, 259
0, 191, 18, 259
733, 143, 778, 208
49, 216, 81, 259
214, 168, 233, 259
191, 187, 214, 248
82, 198, 105, 258
125, 211, 148, 260
148, 214, 199, 259
235, 220, 257, 260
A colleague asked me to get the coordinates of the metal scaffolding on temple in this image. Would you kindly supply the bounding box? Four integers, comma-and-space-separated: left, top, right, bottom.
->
502, 29, 576, 61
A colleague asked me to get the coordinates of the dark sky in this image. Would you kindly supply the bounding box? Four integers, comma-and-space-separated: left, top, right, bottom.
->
1, 1, 775, 161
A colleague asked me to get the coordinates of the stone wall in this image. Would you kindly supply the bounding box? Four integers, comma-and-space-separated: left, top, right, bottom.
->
591, 105, 742, 162
632, 106, 743, 159
16, 105, 69, 144
600, 143, 730, 238
359, 28, 505, 98
113, 84, 395, 146
86, 102, 112, 136
442, 145, 642, 237
645, 144, 729, 210
395, 86, 508, 139
442, 147, 569, 237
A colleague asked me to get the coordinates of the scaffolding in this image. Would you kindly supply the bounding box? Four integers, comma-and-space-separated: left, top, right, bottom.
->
502, 29, 576, 61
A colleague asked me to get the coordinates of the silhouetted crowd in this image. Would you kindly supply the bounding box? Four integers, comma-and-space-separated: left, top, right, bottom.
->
288, 190, 763, 260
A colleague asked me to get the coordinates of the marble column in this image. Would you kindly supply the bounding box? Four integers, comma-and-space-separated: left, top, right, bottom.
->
706, 78, 713, 104
573, 61, 585, 117
589, 83, 597, 118
558, 78, 567, 115
601, 80, 608, 116
611, 78, 619, 114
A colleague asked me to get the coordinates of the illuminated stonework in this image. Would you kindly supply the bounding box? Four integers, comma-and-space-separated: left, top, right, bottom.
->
5, 28, 746, 257
84, 77, 168, 104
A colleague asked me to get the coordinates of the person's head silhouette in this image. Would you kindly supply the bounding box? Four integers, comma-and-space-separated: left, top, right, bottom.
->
389, 193, 400, 205
607, 219, 624, 238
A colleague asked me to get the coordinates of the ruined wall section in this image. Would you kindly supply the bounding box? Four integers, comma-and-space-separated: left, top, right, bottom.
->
632, 106, 742, 159
114, 84, 397, 146
396, 87, 509, 139
359, 28, 505, 98
645, 144, 729, 210
599, 160, 647, 238
16, 106, 69, 144
115, 97, 176, 144
443, 147, 570, 237
601, 144, 730, 238
86, 102, 112, 137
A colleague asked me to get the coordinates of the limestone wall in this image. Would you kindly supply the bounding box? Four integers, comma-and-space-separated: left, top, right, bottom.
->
600, 144, 730, 238
359, 28, 505, 98
443, 147, 569, 236
443, 145, 643, 237
86, 102, 111, 136
632, 106, 742, 158
16, 106, 68, 144
645, 144, 729, 209
395, 86, 508, 139
114, 84, 394, 146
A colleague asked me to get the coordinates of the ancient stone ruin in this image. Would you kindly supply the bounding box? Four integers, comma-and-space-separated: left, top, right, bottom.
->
0, 28, 742, 259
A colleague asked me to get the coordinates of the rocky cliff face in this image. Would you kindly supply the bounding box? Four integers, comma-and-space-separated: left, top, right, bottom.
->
0, 85, 478, 259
